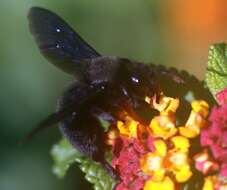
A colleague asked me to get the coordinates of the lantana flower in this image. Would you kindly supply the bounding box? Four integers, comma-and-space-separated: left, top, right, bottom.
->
201, 104, 227, 163
106, 93, 225, 190
199, 88, 227, 189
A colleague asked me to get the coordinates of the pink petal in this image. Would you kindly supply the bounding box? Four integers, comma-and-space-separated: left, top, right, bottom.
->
115, 183, 130, 190
216, 88, 227, 105
220, 164, 227, 178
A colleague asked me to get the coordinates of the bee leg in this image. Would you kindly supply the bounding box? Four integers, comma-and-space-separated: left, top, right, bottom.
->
100, 159, 119, 180
119, 96, 159, 125
59, 107, 119, 180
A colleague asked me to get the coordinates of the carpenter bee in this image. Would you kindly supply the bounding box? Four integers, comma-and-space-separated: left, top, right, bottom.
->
27, 7, 181, 180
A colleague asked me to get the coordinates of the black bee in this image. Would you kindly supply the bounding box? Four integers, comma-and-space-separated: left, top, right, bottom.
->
27, 7, 181, 180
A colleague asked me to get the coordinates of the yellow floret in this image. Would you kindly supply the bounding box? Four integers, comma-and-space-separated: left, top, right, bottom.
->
143, 176, 175, 190
161, 97, 180, 116
117, 121, 127, 135
203, 177, 215, 190
105, 128, 119, 145
174, 165, 192, 183
140, 152, 165, 180
152, 96, 180, 115
117, 118, 138, 138
191, 100, 209, 117
149, 115, 177, 139
179, 111, 207, 139
153, 140, 167, 156
167, 150, 192, 183
179, 126, 199, 138
107, 128, 119, 139
171, 136, 190, 152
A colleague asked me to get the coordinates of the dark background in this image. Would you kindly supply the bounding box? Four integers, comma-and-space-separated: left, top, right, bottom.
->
0, 0, 226, 190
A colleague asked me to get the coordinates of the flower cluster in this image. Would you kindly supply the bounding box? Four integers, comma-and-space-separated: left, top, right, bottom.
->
199, 89, 227, 189
105, 93, 226, 190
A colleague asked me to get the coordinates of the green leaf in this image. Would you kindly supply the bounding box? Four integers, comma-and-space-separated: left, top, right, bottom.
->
79, 157, 116, 190
51, 138, 116, 190
51, 138, 84, 178
205, 43, 227, 98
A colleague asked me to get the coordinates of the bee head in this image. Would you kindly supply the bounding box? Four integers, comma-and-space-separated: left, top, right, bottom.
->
119, 59, 160, 100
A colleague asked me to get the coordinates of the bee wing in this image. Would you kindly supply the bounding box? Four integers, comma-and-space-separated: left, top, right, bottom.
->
28, 7, 100, 74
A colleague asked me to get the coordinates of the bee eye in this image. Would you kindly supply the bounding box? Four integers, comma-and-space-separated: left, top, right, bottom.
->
131, 76, 139, 83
